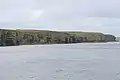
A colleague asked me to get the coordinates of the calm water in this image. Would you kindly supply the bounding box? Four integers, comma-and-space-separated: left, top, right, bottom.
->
0, 42, 120, 80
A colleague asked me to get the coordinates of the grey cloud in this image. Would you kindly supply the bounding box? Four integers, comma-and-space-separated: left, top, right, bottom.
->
0, 0, 119, 36
73, 0, 120, 17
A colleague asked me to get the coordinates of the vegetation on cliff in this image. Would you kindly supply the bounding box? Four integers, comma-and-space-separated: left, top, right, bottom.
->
0, 29, 116, 46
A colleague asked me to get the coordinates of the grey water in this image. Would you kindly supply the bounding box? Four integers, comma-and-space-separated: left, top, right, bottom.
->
0, 42, 120, 80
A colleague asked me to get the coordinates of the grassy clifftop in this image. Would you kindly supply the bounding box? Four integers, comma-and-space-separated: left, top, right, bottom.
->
0, 29, 116, 46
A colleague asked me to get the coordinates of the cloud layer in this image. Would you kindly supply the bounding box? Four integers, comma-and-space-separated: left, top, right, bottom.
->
0, 0, 120, 36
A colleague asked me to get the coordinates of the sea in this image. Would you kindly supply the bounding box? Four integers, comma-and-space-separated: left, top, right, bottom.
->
0, 42, 120, 80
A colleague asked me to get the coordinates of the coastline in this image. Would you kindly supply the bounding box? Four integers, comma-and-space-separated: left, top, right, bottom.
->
0, 29, 116, 46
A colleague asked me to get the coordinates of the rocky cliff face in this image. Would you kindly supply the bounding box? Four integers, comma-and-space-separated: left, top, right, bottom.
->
104, 34, 116, 42
0, 29, 116, 46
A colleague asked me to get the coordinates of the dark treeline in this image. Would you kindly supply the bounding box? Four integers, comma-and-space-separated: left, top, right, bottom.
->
0, 29, 116, 46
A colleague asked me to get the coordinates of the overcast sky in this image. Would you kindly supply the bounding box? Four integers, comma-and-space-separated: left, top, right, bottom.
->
0, 0, 120, 36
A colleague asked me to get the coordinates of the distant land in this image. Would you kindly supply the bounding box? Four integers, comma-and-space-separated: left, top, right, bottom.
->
116, 37, 120, 42
0, 29, 116, 46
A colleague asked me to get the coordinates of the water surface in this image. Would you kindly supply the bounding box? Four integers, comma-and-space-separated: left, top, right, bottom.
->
0, 42, 120, 80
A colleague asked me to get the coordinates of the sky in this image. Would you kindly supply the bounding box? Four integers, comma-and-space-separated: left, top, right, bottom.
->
0, 0, 120, 36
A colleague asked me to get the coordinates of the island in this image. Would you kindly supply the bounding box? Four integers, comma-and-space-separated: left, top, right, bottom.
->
0, 29, 116, 46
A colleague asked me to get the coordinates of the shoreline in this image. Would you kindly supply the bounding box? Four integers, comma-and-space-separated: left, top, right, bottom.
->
0, 41, 118, 47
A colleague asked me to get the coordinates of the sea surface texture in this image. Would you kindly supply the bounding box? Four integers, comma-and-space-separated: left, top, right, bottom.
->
0, 42, 120, 80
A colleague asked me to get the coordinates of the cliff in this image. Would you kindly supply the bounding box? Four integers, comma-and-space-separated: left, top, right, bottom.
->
0, 29, 116, 46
